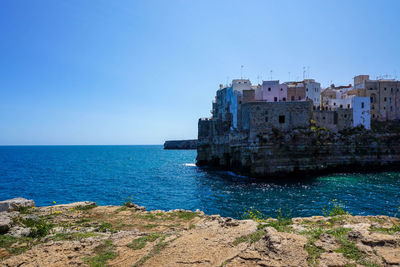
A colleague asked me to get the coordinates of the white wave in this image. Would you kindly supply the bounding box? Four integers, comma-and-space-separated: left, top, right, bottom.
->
184, 163, 196, 167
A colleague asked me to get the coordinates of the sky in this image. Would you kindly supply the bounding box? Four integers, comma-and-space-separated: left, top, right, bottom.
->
1, 0, 399, 145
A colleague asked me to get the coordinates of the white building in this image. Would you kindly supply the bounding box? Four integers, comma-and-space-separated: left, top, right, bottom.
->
327, 95, 371, 129
304, 79, 321, 107
255, 80, 287, 102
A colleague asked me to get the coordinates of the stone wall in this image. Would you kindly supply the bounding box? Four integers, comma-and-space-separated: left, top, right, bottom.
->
313, 109, 353, 132
197, 127, 400, 178
241, 101, 312, 140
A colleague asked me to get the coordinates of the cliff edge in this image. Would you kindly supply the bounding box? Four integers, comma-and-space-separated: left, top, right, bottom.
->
164, 139, 197, 150
1, 198, 399, 266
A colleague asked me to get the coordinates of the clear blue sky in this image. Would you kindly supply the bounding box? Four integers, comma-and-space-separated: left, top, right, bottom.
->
1, 0, 399, 145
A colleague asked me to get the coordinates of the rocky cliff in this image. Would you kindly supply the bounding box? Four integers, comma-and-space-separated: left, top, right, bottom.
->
197, 123, 400, 178
0, 198, 399, 266
164, 139, 197, 150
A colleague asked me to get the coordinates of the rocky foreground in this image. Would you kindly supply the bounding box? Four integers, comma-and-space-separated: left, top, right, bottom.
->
0, 198, 399, 266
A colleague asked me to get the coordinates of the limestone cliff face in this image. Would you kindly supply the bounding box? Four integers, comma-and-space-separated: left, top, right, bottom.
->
197, 123, 400, 178
164, 139, 197, 150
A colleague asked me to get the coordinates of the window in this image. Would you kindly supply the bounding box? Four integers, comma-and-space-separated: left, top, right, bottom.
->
291, 96, 295, 101
390, 106, 393, 112
283, 97, 286, 101
279, 115, 285, 123
333, 102, 336, 106
390, 98, 392, 104
322, 116, 326, 120
347, 104, 350, 108
372, 105, 374, 110
265, 111, 268, 115
268, 87, 271, 91
340, 104, 343, 108
361, 102, 364, 108
370, 96, 373, 103
265, 117, 268, 122
391, 88, 394, 93
298, 96, 301, 100
384, 87, 387, 91
384, 97, 387, 102
370, 88, 373, 90
344, 114, 347, 118
373, 114, 375, 118
274, 97, 277, 102
306, 88, 308, 92
280, 88, 283, 91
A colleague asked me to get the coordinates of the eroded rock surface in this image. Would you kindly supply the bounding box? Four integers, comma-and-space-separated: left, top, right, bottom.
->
0, 200, 399, 267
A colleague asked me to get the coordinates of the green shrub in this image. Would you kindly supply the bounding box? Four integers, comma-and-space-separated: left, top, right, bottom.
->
21, 218, 53, 238
323, 199, 349, 217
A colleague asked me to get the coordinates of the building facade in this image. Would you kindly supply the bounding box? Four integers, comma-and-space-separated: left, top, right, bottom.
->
347, 75, 400, 121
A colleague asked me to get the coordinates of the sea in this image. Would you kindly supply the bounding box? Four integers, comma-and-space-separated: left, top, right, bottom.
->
0, 145, 399, 219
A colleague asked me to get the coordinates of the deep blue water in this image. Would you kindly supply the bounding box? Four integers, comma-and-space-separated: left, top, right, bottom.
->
0, 145, 399, 219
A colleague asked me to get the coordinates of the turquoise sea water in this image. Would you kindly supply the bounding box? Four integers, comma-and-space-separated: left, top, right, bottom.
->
0, 145, 399, 219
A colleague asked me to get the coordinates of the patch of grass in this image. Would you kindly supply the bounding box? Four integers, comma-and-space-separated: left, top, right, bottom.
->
299, 227, 325, 266
259, 219, 293, 233
84, 239, 117, 267
305, 240, 325, 267
127, 233, 165, 250
189, 224, 195, 230
328, 215, 347, 225
326, 227, 351, 239
169, 211, 197, 221
244, 207, 293, 233
0, 235, 34, 257
357, 260, 381, 267
370, 224, 400, 234
233, 229, 265, 246
133, 234, 172, 267
335, 239, 364, 261
132, 213, 165, 222
19, 217, 54, 238
368, 217, 386, 224
114, 206, 128, 213
142, 224, 159, 229
75, 203, 96, 211
98, 222, 116, 233
16, 206, 33, 214
51, 232, 99, 241
76, 218, 92, 224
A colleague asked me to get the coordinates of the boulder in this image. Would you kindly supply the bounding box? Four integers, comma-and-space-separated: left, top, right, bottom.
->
7, 226, 31, 238
318, 252, 348, 267
125, 203, 146, 211
0, 198, 35, 212
0, 214, 12, 234
314, 233, 340, 251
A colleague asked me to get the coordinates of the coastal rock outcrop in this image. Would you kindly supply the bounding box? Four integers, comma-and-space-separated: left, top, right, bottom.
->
1, 199, 400, 267
0, 198, 35, 212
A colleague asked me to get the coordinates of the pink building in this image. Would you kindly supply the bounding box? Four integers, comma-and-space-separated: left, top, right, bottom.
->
255, 80, 287, 102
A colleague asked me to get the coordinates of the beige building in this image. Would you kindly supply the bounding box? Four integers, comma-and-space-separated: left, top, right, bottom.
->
347, 75, 400, 121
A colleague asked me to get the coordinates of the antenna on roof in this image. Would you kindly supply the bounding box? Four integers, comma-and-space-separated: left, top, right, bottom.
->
270, 70, 273, 80
307, 66, 310, 79
303, 66, 306, 80
241, 65, 244, 79
288, 72, 291, 81
257, 75, 261, 84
